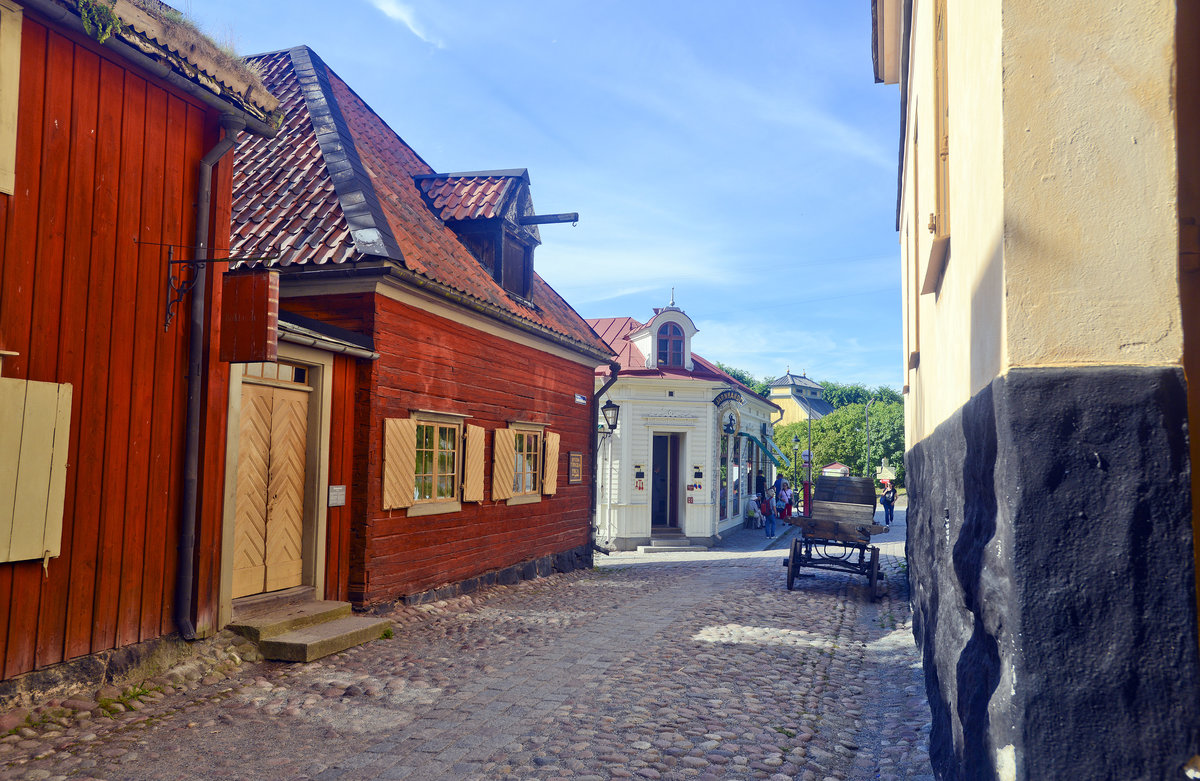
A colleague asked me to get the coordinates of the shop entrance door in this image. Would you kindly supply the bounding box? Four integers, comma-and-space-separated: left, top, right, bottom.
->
651, 434, 681, 528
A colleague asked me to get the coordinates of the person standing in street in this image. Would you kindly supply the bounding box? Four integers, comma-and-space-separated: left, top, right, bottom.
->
880, 480, 897, 526
781, 480, 793, 519
762, 489, 777, 538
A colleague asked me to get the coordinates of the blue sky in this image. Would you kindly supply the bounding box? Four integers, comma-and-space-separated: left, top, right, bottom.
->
184, 1, 902, 389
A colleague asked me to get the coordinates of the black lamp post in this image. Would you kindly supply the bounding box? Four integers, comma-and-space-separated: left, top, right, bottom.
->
791, 434, 800, 492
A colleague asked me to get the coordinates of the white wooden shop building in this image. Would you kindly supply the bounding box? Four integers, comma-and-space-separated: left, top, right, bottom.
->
588, 305, 784, 550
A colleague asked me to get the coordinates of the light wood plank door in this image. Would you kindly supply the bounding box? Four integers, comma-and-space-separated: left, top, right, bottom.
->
233, 382, 309, 598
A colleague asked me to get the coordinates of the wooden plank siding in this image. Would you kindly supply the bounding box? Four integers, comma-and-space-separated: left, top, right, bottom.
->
285, 292, 596, 606
323, 353, 357, 602
0, 16, 235, 680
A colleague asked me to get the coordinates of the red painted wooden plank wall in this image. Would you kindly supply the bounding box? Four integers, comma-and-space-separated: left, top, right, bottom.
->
285, 292, 599, 607
323, 353, 356, 602
0, 16, 234, 680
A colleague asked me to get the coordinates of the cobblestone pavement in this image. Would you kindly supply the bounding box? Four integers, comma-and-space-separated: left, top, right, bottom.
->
0, 508, 931, 781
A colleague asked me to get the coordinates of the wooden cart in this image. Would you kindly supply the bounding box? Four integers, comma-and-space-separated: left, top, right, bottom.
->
782, 476, 887, 599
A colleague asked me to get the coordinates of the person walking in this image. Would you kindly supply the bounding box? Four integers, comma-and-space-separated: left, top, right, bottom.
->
781, 480, 793, 519
880, 480, 897, 526
762, 489, 777, 539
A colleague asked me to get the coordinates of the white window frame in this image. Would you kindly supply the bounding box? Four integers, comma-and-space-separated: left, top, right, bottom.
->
407, 411, 467, 517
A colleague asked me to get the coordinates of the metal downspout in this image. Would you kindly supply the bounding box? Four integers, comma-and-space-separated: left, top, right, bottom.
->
590, 363, 621, 555
174, 115, 245, 640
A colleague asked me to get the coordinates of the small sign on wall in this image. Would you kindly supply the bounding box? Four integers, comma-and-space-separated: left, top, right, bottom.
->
568, 452, 583, 484
328, 485, 346, 507
574, 393, 587, 405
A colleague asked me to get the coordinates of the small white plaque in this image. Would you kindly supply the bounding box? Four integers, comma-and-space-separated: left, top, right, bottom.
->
574, 393, 587, 405
328, 485, 347, 507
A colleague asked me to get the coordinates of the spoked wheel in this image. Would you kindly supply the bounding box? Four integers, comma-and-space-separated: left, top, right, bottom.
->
867, 546, 881, 601
786, 538, 801, 590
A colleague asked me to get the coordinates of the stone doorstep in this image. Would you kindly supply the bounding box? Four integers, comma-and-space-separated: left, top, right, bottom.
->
635, 544, 711, 553
227, 600, 353, 642
257, 616, 393, 663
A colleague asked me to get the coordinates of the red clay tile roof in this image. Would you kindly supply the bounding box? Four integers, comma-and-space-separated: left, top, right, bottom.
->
416, 172, 523, 222
230, 46, 609, 358
586, 316, 780, 410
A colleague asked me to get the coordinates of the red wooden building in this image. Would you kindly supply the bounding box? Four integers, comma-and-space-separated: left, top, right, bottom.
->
0, 0, 278, 686
228, 47, 613, 609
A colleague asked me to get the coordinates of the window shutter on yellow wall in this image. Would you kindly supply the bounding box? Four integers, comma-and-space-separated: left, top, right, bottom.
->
542, 431, 560, 495
462, 424, 484, 502
492, 428, 516, 501
383, 418, 417, 510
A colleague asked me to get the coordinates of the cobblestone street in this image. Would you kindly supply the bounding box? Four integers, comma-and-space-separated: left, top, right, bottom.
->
0, 516, 931, 781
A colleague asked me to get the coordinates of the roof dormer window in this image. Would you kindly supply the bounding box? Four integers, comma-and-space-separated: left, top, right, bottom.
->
657, 323, 684, 367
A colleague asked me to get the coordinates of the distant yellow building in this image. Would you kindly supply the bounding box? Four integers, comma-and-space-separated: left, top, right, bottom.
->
767, 371, 834, 426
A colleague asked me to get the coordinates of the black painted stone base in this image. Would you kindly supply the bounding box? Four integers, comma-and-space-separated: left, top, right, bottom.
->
907, 366, 1200, 780
397, 543, 594, 606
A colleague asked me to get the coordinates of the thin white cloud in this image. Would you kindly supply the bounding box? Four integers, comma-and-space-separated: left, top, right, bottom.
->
367, 0, 444, 48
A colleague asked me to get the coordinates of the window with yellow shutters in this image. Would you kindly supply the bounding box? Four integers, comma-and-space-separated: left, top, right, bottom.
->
492, 425, 557, 504
383, 412, 474, 516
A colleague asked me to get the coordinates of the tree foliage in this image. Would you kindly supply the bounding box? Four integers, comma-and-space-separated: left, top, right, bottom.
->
818, 381, 903, 408
714, 362, 771, 397
774, 400, 905, 487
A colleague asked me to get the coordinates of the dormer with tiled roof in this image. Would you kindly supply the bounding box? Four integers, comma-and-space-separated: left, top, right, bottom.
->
230, 46, 609, 361
627, 300, 698, 372
415, 170, 542, 302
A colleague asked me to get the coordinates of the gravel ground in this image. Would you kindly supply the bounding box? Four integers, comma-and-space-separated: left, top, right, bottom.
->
0, 509, 931, 781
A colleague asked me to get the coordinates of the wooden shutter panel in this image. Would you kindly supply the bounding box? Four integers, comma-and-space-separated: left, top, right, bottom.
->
0, 377, 72, 563
492, 428, 516, 501
462, 424, 484, 502
542, 431, 560, 495
383, 418, 417, 510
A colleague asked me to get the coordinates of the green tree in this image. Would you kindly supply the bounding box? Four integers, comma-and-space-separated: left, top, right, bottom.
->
819, 381, 903, 409
774, 400, 905, 486
715, 362, 770, 397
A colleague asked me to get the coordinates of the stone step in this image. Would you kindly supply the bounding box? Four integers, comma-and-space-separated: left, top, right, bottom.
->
635, 544, 710, 553
257, 615, 394, 663
228, 600, 352, 642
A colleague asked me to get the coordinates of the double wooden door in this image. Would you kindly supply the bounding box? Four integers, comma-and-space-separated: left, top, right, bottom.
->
232, 381, 310, 599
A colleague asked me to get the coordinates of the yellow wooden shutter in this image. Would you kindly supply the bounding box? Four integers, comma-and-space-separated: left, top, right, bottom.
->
462, 424, 484, 502
542, 431, 560, 496
492, 428, 516, 501
383, 418, 417, 510
0, 377, 72, 563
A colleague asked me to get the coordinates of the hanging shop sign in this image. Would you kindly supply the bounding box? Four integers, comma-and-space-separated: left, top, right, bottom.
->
712, 389, 745, 408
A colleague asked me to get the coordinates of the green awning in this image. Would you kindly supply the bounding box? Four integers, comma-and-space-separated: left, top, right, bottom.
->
740, 433, 790, 470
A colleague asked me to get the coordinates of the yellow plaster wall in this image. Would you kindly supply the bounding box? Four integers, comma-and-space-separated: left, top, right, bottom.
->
902, 0, 1004, 442
1001, 0, 1180, 371
899, 0, 1183, 444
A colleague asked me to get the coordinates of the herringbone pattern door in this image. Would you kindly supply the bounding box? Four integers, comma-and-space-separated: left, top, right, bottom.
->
264, 388, 308, 592
232, 382, 309, 598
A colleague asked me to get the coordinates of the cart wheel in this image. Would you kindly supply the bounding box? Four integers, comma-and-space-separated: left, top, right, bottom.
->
788, 538, 806, 590
868, 547, 880, 601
